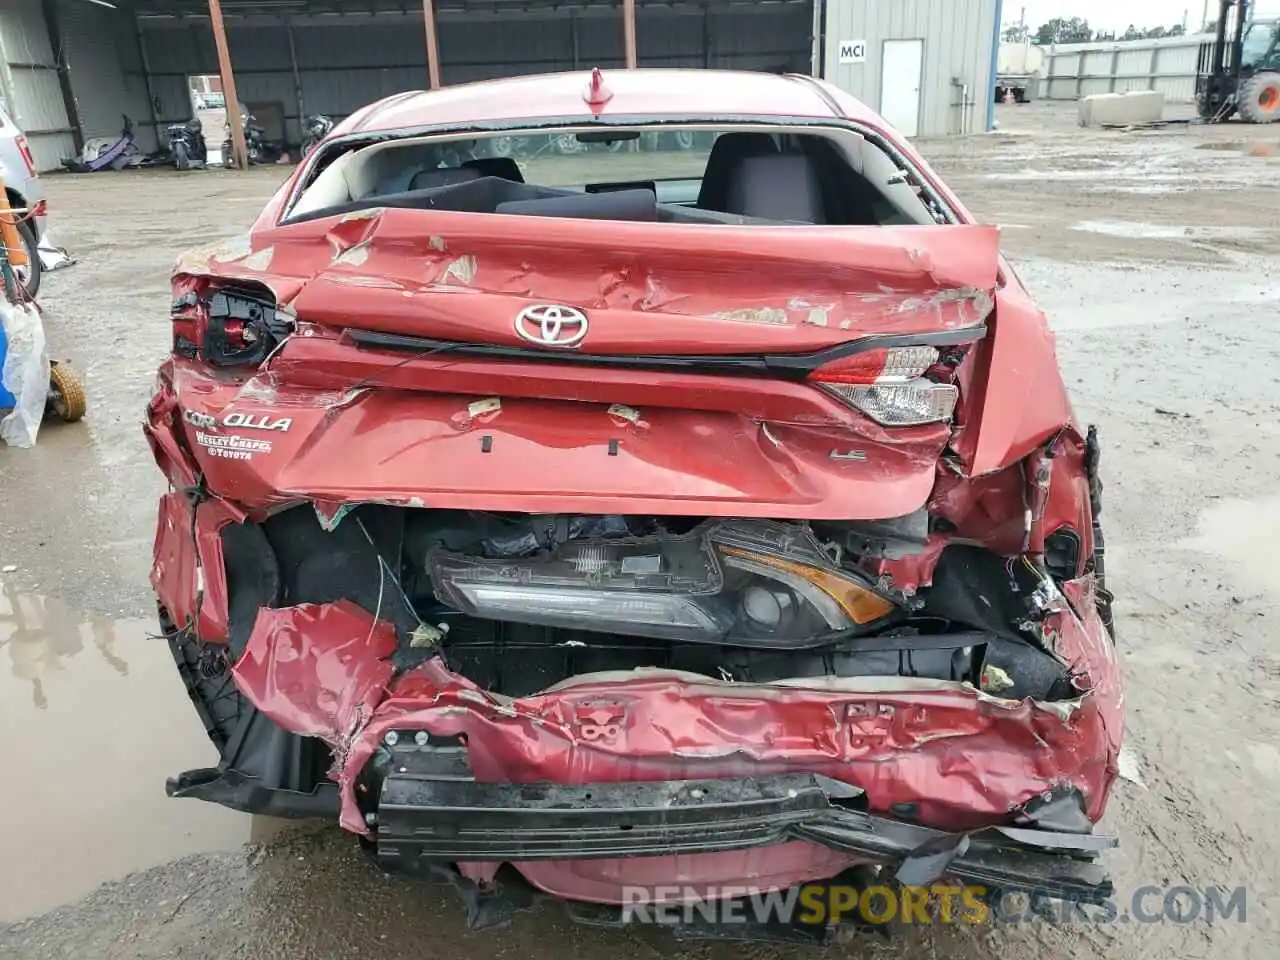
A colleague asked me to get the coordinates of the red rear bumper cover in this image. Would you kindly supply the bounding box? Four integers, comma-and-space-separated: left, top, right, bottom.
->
220, 582, 1120, 901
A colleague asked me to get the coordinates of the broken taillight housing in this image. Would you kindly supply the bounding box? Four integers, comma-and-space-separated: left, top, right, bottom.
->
809, 345, 958, 426
172, 287, 291, 366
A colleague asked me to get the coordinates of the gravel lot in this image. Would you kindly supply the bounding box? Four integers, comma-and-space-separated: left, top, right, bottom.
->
2, 100, 1279, 959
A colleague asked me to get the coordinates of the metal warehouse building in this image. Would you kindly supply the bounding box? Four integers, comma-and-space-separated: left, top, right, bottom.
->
822, 0, 1000, 137
1, 0, 999, 172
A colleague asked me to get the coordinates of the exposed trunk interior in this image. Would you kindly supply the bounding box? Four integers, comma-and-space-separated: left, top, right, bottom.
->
218, 504, 1076, 703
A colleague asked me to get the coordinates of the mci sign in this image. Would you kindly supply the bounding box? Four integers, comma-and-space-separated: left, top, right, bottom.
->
838, 39, 867, 63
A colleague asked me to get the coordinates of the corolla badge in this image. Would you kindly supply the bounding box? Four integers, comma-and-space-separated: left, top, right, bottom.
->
514, 304, 588, 348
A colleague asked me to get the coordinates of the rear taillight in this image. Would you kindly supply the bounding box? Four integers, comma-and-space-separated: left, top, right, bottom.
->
15, 136, 37, 178
171, 286, 290, 367
807, 345, 938, 384
809, 345, 959, 426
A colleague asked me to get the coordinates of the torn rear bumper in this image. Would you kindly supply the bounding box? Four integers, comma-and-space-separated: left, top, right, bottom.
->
374, 766, 1114, 905
163, 591, 1122, 915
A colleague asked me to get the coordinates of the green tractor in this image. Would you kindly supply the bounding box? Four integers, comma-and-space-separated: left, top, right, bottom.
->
1197, 0, 1280, 122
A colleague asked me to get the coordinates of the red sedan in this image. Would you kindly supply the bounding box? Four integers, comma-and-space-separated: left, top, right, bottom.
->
146, 67, 1121, 939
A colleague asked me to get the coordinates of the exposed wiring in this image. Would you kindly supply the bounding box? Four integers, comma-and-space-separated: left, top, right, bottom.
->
363, 546, 388, 652
355, 515, 427, 633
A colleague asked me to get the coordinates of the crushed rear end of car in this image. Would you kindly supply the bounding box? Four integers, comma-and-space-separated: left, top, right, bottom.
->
147, 114, 1121, 940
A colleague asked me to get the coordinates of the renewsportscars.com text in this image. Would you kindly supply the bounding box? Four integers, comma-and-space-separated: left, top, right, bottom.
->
620, 883, 1248, 926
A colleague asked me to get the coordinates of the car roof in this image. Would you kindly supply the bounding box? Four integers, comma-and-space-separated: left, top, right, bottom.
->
347, 68, 875, 135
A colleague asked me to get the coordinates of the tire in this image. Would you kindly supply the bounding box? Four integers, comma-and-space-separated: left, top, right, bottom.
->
48, 361, 86, 422
15, 218, 40, 299
673, 130, 696, 151
1238, 72, 1280, 124
174, 141, 190, 171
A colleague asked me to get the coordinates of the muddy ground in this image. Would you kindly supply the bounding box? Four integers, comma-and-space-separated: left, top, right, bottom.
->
2, 100, 1279, 958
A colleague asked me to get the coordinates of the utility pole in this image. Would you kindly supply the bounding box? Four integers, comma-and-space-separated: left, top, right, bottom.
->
208, 0, 247, 169
623, 0, 637, 68
422, 0, 441, 89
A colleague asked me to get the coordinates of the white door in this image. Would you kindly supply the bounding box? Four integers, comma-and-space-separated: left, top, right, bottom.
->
880, 39, 924, 137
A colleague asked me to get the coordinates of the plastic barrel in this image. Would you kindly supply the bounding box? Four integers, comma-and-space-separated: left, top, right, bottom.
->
0, 318, 14, 410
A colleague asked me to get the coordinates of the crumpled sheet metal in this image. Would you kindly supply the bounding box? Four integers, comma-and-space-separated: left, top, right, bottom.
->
154, 356, 951, 523
232, 601, 397, 742
515, 842, 861, 903
181, 206, 1000, 346
229, 584, 1122, 847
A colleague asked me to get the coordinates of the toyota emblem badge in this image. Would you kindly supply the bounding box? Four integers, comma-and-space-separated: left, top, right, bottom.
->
514, 304, 588, 348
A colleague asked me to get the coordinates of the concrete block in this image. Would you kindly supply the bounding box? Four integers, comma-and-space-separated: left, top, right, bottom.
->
1077, 91, 1166, 126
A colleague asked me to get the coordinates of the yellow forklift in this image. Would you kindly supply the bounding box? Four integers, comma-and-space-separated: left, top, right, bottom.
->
1197, 0, 1280, 122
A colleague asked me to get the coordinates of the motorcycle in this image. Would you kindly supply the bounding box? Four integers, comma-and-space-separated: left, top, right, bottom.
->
300, 114, 334, 157
221, 112, 283, 167
165, 117, 207, 170
61, 115, 143, 173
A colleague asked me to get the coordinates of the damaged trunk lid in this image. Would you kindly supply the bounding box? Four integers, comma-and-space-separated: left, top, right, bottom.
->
191, 209, 999, 353
170, 212, 1001, 519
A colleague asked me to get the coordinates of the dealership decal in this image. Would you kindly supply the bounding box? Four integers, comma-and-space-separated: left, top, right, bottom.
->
223, 413, 293, 431
183, 409, 293, 432
194, 431, 273, 461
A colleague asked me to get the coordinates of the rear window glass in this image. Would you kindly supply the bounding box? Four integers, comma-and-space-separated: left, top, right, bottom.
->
290, 126, 941, 228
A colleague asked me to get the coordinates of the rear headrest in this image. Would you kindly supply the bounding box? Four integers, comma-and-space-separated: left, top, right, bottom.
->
462, 157, 525, 183
408, 166, 482, 191
495, 188, 657, 221
724, 154, 825, 224
696, 133, 779, 211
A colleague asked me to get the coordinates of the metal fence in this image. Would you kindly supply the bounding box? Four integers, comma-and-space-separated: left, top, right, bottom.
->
1041, 34, 1212, 103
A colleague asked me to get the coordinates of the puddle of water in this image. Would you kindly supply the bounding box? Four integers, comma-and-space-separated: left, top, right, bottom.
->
0, 582, 264, 922
1013, 257, 1280, 333
1179, 497, 1280, 597
1070, 220, 1266, 242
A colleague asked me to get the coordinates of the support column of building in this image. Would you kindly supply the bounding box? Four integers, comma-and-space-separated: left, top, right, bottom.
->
208, 0, 247, 169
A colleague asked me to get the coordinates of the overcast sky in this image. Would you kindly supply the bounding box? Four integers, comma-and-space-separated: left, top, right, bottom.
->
1008, 0, 1280, 33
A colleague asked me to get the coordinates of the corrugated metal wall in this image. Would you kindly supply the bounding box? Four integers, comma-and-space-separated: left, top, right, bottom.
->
1043, 35, 1210, 103
0, 0, 154, 170
60, 1, 157, 151
0, 0, 75, 171
138, 3, 814, 145
822, 0, 999, 136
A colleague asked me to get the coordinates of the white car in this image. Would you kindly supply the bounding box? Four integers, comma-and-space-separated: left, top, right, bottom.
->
0, 107, 48, 297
